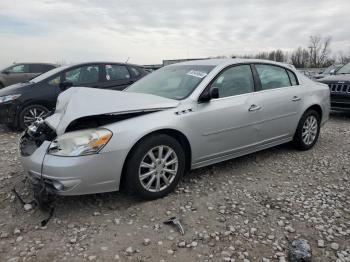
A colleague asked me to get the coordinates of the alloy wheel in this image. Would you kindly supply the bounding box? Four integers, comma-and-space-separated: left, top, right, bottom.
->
302, 115, 318, 145
23, 107, 48, 127
139, 145, 179, 192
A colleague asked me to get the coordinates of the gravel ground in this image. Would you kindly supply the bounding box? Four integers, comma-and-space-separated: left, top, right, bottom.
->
0, 113, 349, 262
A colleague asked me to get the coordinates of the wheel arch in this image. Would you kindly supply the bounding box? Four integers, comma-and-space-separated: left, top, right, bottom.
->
305, 104, 323, 119
293, 103, 323, 138
119, 128, 192, 189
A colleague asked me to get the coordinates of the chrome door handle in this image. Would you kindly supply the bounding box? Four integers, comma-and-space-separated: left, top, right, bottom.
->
249, 104, 262, 112
292, 96, 301, 101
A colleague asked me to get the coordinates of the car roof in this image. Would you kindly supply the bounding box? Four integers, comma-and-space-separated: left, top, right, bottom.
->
169, 58, 294, 70
66, 62, 142, 67
10, 62, 58, 66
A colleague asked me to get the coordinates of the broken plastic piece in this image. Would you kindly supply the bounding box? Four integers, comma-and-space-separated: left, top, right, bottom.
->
163, 217, 185, 235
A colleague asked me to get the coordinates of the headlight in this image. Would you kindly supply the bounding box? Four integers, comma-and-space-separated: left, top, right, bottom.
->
0, 94, 21, 104
48, 128, 113, 156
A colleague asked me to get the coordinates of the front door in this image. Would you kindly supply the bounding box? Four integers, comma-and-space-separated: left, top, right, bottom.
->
188, 64, 260, 165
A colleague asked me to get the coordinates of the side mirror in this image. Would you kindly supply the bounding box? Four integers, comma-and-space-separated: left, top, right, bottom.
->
2, 70, 10, 75
210, 87, 219, 99
199, 87, 219, 102
59, 81, 73, 91
329, 69, 335, 75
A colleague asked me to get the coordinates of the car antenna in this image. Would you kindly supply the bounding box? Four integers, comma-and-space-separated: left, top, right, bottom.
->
125, 57, 130, 64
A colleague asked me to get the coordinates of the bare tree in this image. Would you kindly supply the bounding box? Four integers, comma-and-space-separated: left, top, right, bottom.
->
291, 47, 310, 68
338, 50, 350, 64
308, 35, 332, 67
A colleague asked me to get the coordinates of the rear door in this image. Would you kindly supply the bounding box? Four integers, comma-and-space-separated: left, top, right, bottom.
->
99, 64, 134, 90
252, 64, 302, 144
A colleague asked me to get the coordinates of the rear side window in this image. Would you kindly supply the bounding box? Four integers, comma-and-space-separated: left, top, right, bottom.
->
211, 65, 254, 98
65, 65, 100, 85
30, 64, 55, 73
287, 70, 298, 86
129, 66, 142, 77
105, 65, 130, 81
255, 64, 291, 90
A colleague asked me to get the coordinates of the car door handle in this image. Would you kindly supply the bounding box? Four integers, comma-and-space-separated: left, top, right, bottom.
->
248, 104, 262, 112
292, 96, 301, 102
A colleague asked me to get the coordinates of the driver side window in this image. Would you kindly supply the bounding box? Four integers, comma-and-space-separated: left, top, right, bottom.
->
211, 65, 254, 98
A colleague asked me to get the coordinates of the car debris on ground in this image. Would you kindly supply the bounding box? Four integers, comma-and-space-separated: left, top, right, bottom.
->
0, 113, 349, 261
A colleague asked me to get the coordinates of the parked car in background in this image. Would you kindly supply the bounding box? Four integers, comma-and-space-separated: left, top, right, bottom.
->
0, 63, 57, 88
313, 64, 343, 80
0, 62, 147, 129
19, 59, 330, 200
319, 62, 350, 111
297, 69, 315, 79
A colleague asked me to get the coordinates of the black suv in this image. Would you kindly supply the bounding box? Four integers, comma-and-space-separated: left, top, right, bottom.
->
319, 63, 350, 112
0, 63, 57, 88
0, 62, 147, 129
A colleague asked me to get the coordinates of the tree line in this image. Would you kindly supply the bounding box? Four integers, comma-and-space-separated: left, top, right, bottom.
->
214, 35, 350, 68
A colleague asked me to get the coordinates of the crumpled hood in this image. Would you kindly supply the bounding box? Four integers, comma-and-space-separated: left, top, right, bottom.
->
45, 87, 180, 135
320, 74, 350, 82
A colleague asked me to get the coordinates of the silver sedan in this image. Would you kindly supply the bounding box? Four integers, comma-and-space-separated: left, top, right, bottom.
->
20, 59, 330, 199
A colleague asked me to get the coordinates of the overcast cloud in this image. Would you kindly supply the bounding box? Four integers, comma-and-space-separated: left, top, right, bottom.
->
0, 0, 349, 67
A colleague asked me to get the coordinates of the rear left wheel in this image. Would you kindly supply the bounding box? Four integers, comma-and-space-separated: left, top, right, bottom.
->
293, 109, 321, 150
124, 134, 186, 200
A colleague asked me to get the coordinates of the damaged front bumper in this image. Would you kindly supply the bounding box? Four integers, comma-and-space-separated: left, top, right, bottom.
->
19, 126, 125, 196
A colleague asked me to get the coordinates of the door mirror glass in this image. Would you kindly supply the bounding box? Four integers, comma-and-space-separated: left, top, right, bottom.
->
59, 81, 73, 91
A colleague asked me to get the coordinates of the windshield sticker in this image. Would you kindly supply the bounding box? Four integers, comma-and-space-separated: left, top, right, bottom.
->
187, 70, 208, 78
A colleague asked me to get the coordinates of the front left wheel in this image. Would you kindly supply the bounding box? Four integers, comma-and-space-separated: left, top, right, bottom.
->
18, 104, 49, 130
124, 134, 186, 200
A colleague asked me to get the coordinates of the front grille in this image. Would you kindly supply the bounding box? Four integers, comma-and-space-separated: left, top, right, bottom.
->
327, 82, 350, 94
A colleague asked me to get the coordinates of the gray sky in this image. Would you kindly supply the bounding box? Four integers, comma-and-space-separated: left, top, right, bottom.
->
0, 0, 349, 67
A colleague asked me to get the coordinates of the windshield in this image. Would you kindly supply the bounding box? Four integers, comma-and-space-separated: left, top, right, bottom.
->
30, 65, 69, 83
322, 65, 335, 74
336, 63, 350, 75
126, 65, 215, 100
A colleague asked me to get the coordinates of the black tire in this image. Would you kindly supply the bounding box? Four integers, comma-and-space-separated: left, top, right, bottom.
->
18, 104, 49, 130
293, 109, 321, 150
124, 133, 186, 200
